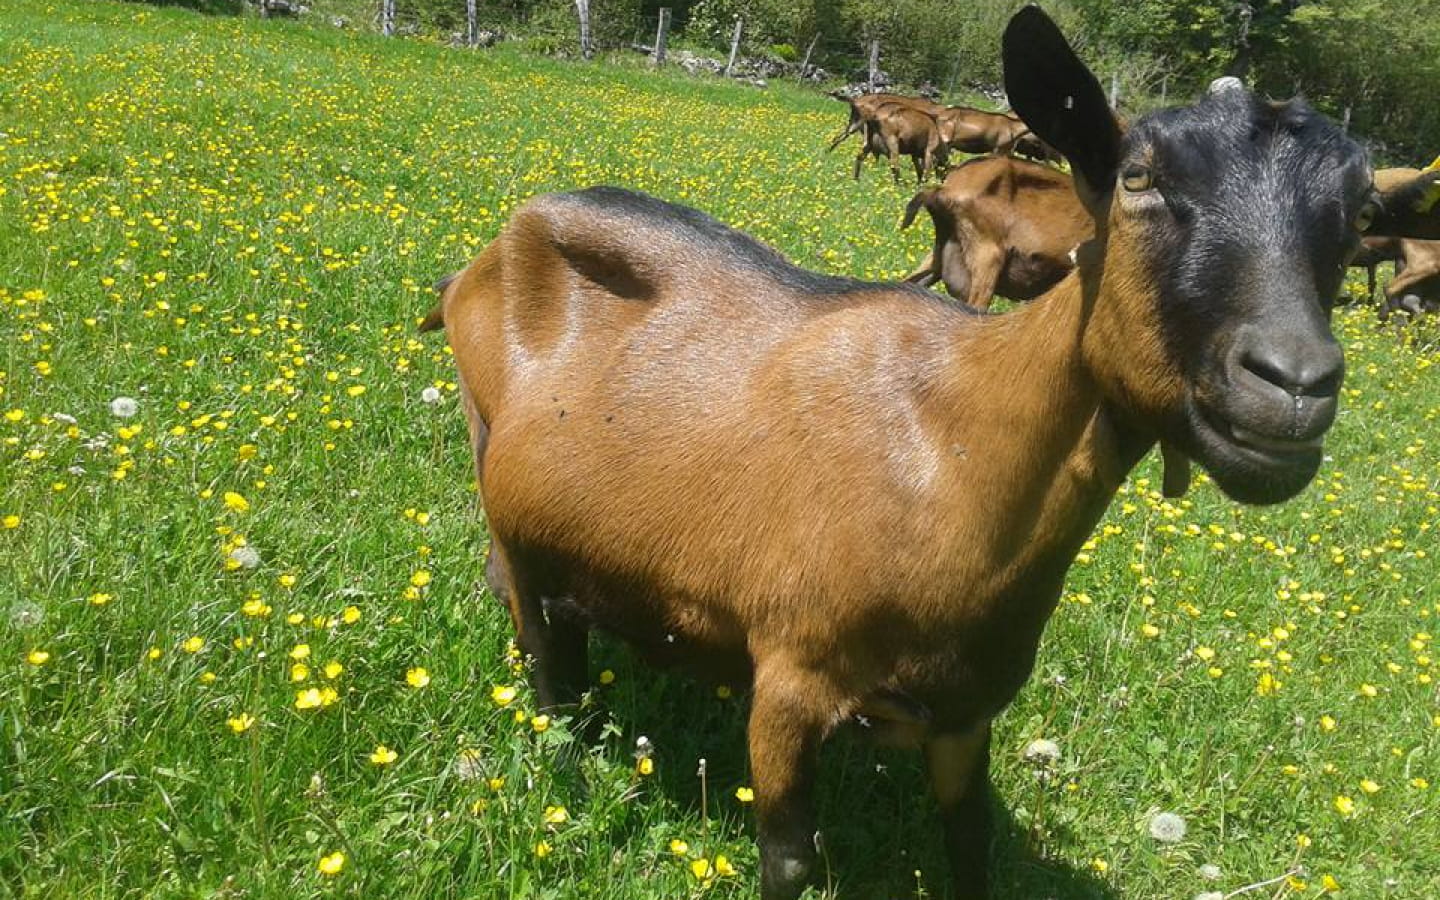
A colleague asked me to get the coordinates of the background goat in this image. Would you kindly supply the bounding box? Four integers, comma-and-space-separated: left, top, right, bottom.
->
935, 105, 1060, 162
1378, 238, 1440, 321
853, 103, 951, 183
901, 155, 1089, 307
826, 91, 941, 152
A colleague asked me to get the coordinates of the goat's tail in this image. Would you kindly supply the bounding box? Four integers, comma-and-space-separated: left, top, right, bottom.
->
418, 272, 460, 332
901, 188, 937, 230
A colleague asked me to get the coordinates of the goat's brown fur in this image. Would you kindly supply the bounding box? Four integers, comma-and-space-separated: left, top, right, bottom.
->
425, 10, 1373, 899
902, 156, 1090, 308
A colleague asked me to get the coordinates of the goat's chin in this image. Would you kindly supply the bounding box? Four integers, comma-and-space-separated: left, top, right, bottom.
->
1180, 403, 1325, 505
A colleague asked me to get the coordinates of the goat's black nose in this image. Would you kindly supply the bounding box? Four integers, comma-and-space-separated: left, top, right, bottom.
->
1240, 340, 1344, 398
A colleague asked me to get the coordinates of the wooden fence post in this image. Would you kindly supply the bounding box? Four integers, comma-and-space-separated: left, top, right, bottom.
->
867, 39, 880, 92
380, 0, 395, 36
466, 0, 478, 47
574, 0, 593, 60
1160, 74, 1168, 106
1341, 106, 1352, 134
1108, 71, 1120, 107
724, 18, 743, 77
797, 33, 818, 82
653, 8, 671, 67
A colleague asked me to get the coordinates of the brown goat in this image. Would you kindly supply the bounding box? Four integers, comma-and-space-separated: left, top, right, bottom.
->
935, 105, 1060, 162
1347, 235, 1402, 304
853, 103, 951, 184
902, 156, 1090, 308
1379, 238, 1440, 321
1373, 166, 1440, 238
826, 91, 942, 152
422, 9, 1378, 899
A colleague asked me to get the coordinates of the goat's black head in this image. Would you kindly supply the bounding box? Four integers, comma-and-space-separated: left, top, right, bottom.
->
1003, 5, 1375, 504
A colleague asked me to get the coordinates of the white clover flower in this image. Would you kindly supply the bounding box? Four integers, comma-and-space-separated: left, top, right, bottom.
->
1023, 738, 1061, 767
1149, 811, 1188, 843
420, 386, 442, 404
109, 396, 138, 418
228, 545, 261, 569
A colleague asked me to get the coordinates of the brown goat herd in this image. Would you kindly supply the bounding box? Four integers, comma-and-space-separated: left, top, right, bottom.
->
420, 7, 1440, 899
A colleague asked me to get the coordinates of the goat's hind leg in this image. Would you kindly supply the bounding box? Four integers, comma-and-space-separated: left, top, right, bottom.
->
927, 723, 994, 900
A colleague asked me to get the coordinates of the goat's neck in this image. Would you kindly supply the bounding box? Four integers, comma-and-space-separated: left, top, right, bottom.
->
928, 270, 1154, 580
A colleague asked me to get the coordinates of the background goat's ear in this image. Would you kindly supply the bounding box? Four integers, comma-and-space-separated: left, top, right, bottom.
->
1003, 6, 1122, 205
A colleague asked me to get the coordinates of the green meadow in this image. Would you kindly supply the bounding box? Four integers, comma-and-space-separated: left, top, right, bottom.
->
2, 2, 1437, 897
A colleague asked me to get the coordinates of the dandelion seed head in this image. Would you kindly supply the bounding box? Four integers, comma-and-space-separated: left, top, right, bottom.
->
109, 396, 138, 418
11, 600, 44, 628
454, 749, 485, 781
421, 386, 441, 404
1023, 738, 1061, 767
1149, 811, 1187, 843
1198, 863, 1222, 881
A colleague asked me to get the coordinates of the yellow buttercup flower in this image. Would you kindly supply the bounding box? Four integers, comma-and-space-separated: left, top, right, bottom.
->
317, 851, 345, 876
227, 713, 256, 734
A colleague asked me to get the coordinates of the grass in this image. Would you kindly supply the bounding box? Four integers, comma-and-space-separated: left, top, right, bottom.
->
2, 2, 1438, 898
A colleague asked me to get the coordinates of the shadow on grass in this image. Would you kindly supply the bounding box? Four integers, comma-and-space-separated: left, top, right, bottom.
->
588, 639, 1121, 900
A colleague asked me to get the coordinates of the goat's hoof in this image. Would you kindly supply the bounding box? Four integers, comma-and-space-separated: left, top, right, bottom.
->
759, 846, 815, 900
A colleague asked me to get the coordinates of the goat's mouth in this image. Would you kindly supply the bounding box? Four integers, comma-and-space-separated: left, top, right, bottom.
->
1183, 399, 1327, 504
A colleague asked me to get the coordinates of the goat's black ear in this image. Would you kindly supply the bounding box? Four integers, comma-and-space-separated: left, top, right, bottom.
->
1003, 6, 1122, 203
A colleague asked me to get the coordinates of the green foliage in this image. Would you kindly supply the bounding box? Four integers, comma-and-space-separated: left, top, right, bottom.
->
1272, 0, 1440, 160
5, 3, 1440, 899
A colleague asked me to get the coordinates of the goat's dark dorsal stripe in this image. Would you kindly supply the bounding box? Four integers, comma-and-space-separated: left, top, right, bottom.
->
562, 187, 944, 304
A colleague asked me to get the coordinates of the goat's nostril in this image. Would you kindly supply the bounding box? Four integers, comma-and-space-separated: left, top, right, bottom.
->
1241, 346, 1343, 398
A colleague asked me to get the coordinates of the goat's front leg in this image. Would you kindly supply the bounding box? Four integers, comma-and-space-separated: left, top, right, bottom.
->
749, 661, 837, 900
927, 723, 993, 900
498, 542, 589, 711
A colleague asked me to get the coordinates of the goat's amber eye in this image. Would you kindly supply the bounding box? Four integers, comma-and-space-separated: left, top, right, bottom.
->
1354, 201, 1378, 233
1121, 166, 1153, 192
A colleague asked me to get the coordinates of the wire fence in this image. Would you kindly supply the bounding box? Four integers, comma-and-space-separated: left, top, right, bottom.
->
262, 2, 1154, 109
